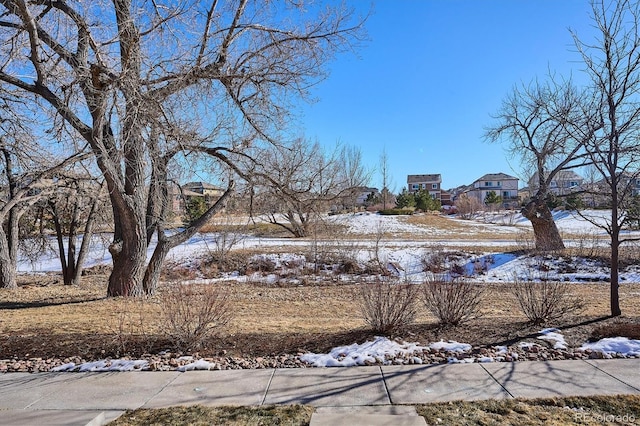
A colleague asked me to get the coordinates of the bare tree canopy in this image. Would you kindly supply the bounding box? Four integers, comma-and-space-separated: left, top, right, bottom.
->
0, 99, 87, 289
485, 78, 595, 251
571, 0, 640, 316
251, 139, 369, 237
0, 0, 366, 296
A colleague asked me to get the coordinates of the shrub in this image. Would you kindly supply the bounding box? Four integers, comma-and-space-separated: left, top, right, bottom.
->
378, 209, 413, 216
159, 283, 233, 351
110, 296, 155, 356
421, 250, 467, 276
590, 322, 640, 341
356, 278, 418, 333
510, 278, 584, 325
421, 276, 484, 326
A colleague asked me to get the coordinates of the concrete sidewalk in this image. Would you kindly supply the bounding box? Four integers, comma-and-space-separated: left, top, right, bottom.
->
0, 359, 639, 425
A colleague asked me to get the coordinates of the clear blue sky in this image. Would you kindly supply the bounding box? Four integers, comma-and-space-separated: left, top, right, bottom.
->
298, 0, 596, 191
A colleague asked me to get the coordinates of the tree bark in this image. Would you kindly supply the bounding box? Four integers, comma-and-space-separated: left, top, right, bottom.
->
0, 226, 17, 289
610, 205, 622, 316
521, 198, 565, 251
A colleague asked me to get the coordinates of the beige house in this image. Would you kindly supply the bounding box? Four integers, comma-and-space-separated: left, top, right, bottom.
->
407, 174, 442, 201
468, 172, 519, 208
528, 170, 584, 196
182, 181, 225, 200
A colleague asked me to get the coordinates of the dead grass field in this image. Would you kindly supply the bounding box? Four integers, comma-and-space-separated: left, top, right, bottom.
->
1, 271, 639, 360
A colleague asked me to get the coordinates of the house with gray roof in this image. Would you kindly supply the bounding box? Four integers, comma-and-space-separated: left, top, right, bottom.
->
407, 174, 442, 201
467, 172, 519, 208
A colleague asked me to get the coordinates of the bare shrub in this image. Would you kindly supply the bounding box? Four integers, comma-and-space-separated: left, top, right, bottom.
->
247, 256, 276, 273
209, 219, 246, 266
590, 322, 640, 341
567, 229, 603, 259
161, 263, 198, 281
455, 193, 484, 220
110, 296, 155, 356
357, 277, 418, 333
159, 283, 232, 351
421, 276, 484, 326
421, 250, 467, 276
421, 249, 447, 273
510, 278, 584, 325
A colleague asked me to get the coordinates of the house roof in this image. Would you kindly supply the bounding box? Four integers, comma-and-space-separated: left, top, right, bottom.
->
530, 170, 583, 183
353, 186, 379, 193
183, 181, 223, 190
475, 172, 518, 182
407, 174, 442, 184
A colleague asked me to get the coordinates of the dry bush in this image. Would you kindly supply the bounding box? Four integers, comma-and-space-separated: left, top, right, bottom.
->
110, 297, 156, 356
421, 276, 484, 326
159, 283, 233, 351
510, 278, 584, 325
421, 250, 467, 276
356, 278, 418, 333
455, 193, 484, 220
566, 230, 603, 259
590, 322, 640, 341
247, 256, 276, 273
161, 262, 198, 281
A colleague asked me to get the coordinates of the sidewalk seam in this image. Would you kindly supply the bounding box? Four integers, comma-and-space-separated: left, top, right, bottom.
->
583, 360, 640, 392
141, 372, 182, 409
479, 364, 515, 399
260, 369, 276, 406
379, 366, 393, 404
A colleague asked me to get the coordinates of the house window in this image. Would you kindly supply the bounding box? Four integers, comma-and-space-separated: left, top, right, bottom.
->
484, 182, 491, 187
432, 184, 437, 189
412, 184, 419, 190
570, 181, 578, 187
503, 191, 509, 198
496, 181, 501, 187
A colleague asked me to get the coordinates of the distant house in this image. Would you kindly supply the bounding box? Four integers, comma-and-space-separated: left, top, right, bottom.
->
468, 172, 519, 208
354, 186, 380, 206
182, 181, 225, 200
584, 172, 640, 207
528, 170, 584, 196
167, 181, 225, 218
407, 174, 442, 201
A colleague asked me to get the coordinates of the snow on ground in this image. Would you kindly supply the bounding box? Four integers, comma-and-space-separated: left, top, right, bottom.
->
538, 328, 568, 350
300, 336, 428, 367
580, 338, 640, 357
17, 210, 640, 283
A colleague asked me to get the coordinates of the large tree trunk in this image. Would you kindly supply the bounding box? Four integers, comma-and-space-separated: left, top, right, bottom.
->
521, 198, 565, 251
0, 226, 17, 289
107, 238, 147, 297
106, 196, 148, 297
142, 237, 170, 296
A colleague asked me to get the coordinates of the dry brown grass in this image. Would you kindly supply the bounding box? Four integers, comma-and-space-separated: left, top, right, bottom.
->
2, 271, 640, 360
111, 395, 640, 426
404, 213, 528, 241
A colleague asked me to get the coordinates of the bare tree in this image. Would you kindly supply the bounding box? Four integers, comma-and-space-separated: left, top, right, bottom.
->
485, 79, 593, 251
45, 172, 107, 285
0, 107, 86, 289
252, 139, 367, 237
379, 147, 393, 210
0, 1, 366, 296
571, 0, 640, 316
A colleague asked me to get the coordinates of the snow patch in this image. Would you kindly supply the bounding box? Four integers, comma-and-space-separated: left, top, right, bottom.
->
300, 336, 427, 367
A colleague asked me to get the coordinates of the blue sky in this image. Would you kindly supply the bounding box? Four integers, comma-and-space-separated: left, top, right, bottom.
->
298, 0, 596, 191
